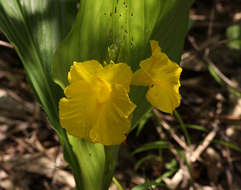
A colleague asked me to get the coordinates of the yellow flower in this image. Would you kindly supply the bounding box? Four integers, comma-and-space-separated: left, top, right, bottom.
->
132, 40, 182, 114
59, 60, 136, 145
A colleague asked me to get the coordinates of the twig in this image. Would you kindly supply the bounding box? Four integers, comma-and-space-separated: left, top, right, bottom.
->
214, 115, 241, 121
182, 35, 222, 63
153, 110, 192, 189
188, 35, 200, 51
153, 109, 188, 150
190, 123, 219, 163
204, 6, 215, 58
205, 57, 241, 93
222, 148, 233, 188
0, 40, 13, 48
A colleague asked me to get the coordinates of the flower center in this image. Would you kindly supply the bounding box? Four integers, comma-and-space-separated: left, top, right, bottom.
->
94, 78, 111, 104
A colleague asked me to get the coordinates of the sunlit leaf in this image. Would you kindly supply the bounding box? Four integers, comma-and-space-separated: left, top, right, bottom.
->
0, 1, 84, 188
52, 0, 194, 130
0, 0, 78, 132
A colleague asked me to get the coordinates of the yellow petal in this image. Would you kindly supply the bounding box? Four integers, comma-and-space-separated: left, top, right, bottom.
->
111, 84, 136, 118
150, 40, 162, 57
132, 67, 151, 86
59, 60, 136, 145
89, 105, 131, 145
139, 51, 169, 79
68, 60, 103, 83
146, 83, 181, 114
89, 84, 135, 145
59, 81, 97, 140
98, 63, 133, 91
150, 59, 182, 83
131, 41, 170, 86
132, 40, 182, 113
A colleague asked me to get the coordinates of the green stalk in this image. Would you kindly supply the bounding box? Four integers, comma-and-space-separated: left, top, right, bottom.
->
174, 111, 191, 145
103, 146, 120, 189
67, 135, 120, 190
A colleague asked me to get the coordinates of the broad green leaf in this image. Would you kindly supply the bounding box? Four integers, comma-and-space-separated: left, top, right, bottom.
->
68, 136, 105, 189
52, 0, 194, 130
0, 1, 195, 190
0, 0, 78, 131
0, 1, 85, 188
67, 135, 120, 190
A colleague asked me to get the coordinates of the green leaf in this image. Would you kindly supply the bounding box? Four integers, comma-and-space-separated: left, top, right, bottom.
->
207, 64, 223, 85
67, 135, 120, 190
155, 169, 176, 184
150, 0, 195, 62
0, 1, 86, 189
136, 110, 153, 136
52, 0, 194, 130
0, 1, 195, 190
132, 181, 164, 190
134, 154, 157, 171
213, 139, 241, 153
207, 61, 241, 98
113, 177, 124, 190
132, 141, 169, 155
176, 124, 207, 132
68, 136, 105, 189
174, 111, 191, 145
165, 159, 177, 170
226, 24, 241, 50
0, 0, 78, 131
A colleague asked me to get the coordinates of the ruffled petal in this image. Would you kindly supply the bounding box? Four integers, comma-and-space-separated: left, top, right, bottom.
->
150, 40, 162, 57
139, 50, 169, 79
89, 84, 135, 145
146, 83, 181, 114
68, 60, 103, 83
131, 40, 182, 113
98, 63, 133, 91
59, 61, 136, 145
89, 105, 131, 145
59, 81, 97, 140
132, 69, 151, 86
111, 84, 136, 118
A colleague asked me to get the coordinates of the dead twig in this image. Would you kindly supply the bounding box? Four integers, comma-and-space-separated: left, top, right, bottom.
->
205, 58, 241, 93
190, 123, 219, 163
0, 40, 13, 48
153, 109, 188, 150
213, 115, 241, 121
